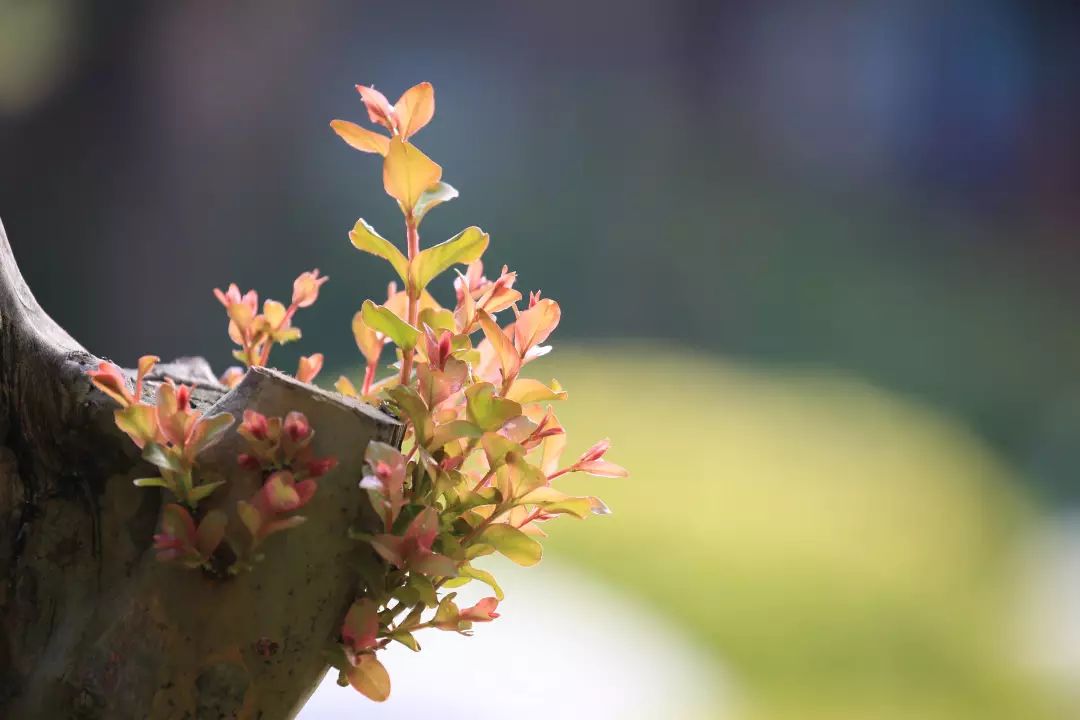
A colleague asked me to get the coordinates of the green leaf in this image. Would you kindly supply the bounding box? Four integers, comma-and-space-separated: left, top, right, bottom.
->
417, 307, 457, 334
361, 300, 420, 351
412, 182, 458, 223
408, 573, 438, 607
411, 226, 488, 290
427, 420, 482, 449
455, 563, 505, 600
188, 480, 226, 504
520, 486, 594, 518
347, 654, 391, 702
133, 477, 168, 489
142, 443, 183, 473
387, 385, 430, 442
477, 524, 542, 566
465, 383, 522, 432
350, 218, 407, 282
390, 631, 421, 652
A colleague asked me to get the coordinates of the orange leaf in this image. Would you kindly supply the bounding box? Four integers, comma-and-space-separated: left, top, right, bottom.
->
383, 137, 442, 215
330, 119, 390, 155
393, 82, 434, 139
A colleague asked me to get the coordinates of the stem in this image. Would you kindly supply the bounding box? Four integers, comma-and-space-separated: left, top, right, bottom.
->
361, 363, 376, 396
399, 215, 420, 385
471, 467, 496, 493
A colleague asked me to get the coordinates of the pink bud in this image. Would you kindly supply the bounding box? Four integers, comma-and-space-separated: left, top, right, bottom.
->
306, 457, 338, 478
237, 453, 262, 471
241, 410, 269, 440
578, 438, 611, 463
283, 411, 311, 443
176, 384, 192, 412
292, 269, 328, 308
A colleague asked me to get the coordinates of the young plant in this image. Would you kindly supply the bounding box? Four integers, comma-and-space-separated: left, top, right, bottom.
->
327, 81, 627, 700
83, 79, 625, 707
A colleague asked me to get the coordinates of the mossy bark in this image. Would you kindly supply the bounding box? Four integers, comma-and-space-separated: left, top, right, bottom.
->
0, 219, 400, 719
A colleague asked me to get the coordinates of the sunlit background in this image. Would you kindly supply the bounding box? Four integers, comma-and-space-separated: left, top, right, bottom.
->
2, 2, 1079, 718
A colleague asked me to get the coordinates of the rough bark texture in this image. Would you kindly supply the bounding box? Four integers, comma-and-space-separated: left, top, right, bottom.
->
0, 218, 401, 719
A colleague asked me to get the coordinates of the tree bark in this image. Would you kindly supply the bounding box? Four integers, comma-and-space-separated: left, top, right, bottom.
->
0, 218, 401, 719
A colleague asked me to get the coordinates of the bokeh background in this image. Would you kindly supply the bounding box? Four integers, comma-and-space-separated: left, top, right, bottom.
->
2, 1, 1079, 718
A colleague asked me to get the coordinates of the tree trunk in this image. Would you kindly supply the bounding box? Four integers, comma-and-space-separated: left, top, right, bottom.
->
0, 218, 401, 719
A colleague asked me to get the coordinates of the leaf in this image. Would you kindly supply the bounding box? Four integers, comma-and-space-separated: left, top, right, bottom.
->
188, 481, 226, 504
342, 598, 380, 652
387, 385, 430, 443
412, 182, 458, 223
142, 442, 183, 473
513, 298, 561, 353
160, 502, 196, 536
418, 307, 457, 334
352, 312, 383, 365
506, 378, 567, 404
260, 515, 307, 539
330, 119, 390, 155
393, 81, 434, 139
237, 500, 262, 538
477, 524, 542, 566
390, 631, 421, 652
347, 654, 391, 702
409, 552, 458, 578
335, 375, 359, 398
477, 310, 520, 382
412, 227, 488, 291
356, 84, 396, 131
133, 477, 168, 489
408, 572, 439, 607
465, 383, 522, 432
576, 460, 630, 478
349, 218, 407, 282
361, 300, 420, 351
185, 412, 235, 460
457, 563, 505, 600
427, 420, 482, 449
115, 405, 158, 448
263, 299, 287, 328
519, 487, 593, 519
383, 137, 441, 215
195, 509, 227, 557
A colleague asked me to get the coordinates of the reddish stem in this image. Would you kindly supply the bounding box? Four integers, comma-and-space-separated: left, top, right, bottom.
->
361, 363, 376, 396
399, 216, 420, 385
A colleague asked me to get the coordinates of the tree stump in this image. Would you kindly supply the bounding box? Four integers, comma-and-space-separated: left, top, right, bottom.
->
0, 218, 402, 718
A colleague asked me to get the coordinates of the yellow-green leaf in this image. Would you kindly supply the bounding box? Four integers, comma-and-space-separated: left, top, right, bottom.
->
330, 119, 390, 155
465, 383, 522, 432
506, 378, 567, 404
477, 524, 542, 566
347, 654, 391, 702
411, 226, 488, 291
349, 218, 407, 282
413, 182, 458, 223
383, 137, 441, 214
361, 300, 420, 350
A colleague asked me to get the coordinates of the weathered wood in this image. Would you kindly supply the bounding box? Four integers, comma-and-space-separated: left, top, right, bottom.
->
0, 218, 400, 718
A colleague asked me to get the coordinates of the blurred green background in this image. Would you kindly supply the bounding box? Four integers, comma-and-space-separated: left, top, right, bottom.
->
2, 1, 1079, 717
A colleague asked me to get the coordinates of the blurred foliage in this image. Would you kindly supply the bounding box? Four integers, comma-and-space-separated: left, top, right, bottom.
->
540, 345, 1070, 720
